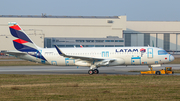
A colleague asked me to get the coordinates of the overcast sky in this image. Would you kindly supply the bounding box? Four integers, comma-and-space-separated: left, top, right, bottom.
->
1, 0, 180, 21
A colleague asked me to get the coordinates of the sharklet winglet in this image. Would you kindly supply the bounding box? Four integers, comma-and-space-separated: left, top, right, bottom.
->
54, 45, 66, 56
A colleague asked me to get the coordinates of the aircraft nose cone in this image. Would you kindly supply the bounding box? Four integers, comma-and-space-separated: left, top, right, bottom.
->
170, 55, 174, 61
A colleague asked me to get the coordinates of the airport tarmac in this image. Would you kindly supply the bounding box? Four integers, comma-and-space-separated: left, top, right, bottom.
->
0, 64, 180, 75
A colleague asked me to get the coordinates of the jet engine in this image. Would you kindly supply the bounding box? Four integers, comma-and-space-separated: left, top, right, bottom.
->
109, 58, 125, 66
95, 58, 125, 66
75, 61, 91, 66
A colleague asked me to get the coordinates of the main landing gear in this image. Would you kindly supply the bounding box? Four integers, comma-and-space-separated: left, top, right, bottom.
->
88, 69, 99, 75
88, 65, 100, 75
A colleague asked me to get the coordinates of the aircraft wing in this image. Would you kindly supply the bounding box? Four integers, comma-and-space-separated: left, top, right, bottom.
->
54, 45, 115, 62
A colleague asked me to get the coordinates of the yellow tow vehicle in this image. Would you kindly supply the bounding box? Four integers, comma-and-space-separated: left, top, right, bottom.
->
141, 67, 174, 75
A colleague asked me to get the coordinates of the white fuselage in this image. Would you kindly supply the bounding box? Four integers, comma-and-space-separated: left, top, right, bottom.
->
18, 47, 174, 67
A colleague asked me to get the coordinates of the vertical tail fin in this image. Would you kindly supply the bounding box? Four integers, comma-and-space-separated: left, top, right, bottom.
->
8, 22, 39, 52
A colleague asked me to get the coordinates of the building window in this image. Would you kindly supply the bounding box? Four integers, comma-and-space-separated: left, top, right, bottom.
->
95, 40, 104, 42
57, 45, 65, 47
125, 34, 131, 46
95, 45, 104, 47
75, 45, 84, 47
107, 20, 113, 23
105, 45, 114, 47
76, 40, 84, 42
105, 40, 114, 42
115, 40, 124, 42
46, 39, 51, 48
86, 40, 94, 42
66, 45, 74, 47
66, 41, 75, 43
144, 33, 150, 46
85, 45, 94, 47
164, 33, 170, 50
115, 45, 123, 47
56, 40, 65, 42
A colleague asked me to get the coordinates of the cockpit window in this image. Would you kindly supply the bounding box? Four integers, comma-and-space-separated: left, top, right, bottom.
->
158, 50, 168, 55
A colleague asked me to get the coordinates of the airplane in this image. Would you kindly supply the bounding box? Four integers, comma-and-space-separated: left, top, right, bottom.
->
5, 22, 174, 75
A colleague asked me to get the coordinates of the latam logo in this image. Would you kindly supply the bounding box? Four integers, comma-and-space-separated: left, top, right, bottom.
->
116, 49, 138, 52
140, 48, 146, 52
116, 48, 147, 52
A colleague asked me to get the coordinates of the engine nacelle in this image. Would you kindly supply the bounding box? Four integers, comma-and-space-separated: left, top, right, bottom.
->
150, 64, 162, 67
95, 58, 125, 66
75, 61, 91, 66
109, 58, 125, 66
95, 60, 108, 66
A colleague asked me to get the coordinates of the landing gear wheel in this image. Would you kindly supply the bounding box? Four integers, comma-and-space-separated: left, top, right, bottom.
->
93, 69, 99, 74
88, 70, 94, 75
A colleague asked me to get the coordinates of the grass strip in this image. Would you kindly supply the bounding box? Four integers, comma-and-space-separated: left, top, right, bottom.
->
0, 74, 180, 101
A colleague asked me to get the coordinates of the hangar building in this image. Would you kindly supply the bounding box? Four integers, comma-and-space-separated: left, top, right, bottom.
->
124, 21, 180, 54
0, 15, 126, 50
0, 15, 180, 54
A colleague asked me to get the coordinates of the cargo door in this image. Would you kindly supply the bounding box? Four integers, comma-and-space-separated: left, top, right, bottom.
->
65, 58, 75, 66
131, 57, 141, 65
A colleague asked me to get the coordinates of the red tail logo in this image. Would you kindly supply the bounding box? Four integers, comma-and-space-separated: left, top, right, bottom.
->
9, 25, 21, 30
13, 39, 28, 44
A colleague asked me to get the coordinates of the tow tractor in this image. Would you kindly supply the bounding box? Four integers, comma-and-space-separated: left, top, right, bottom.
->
141, 67, 174, 75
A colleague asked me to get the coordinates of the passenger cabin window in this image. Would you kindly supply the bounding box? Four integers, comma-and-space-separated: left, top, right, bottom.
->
158, 50, 168, 55
66, 45, 74, 47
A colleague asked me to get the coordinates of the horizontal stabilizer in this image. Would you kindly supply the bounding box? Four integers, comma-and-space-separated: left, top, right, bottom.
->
2, 50, 27, 56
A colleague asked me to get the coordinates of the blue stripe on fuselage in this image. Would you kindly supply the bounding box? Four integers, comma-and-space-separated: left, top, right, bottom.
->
13, 42, 47, 61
